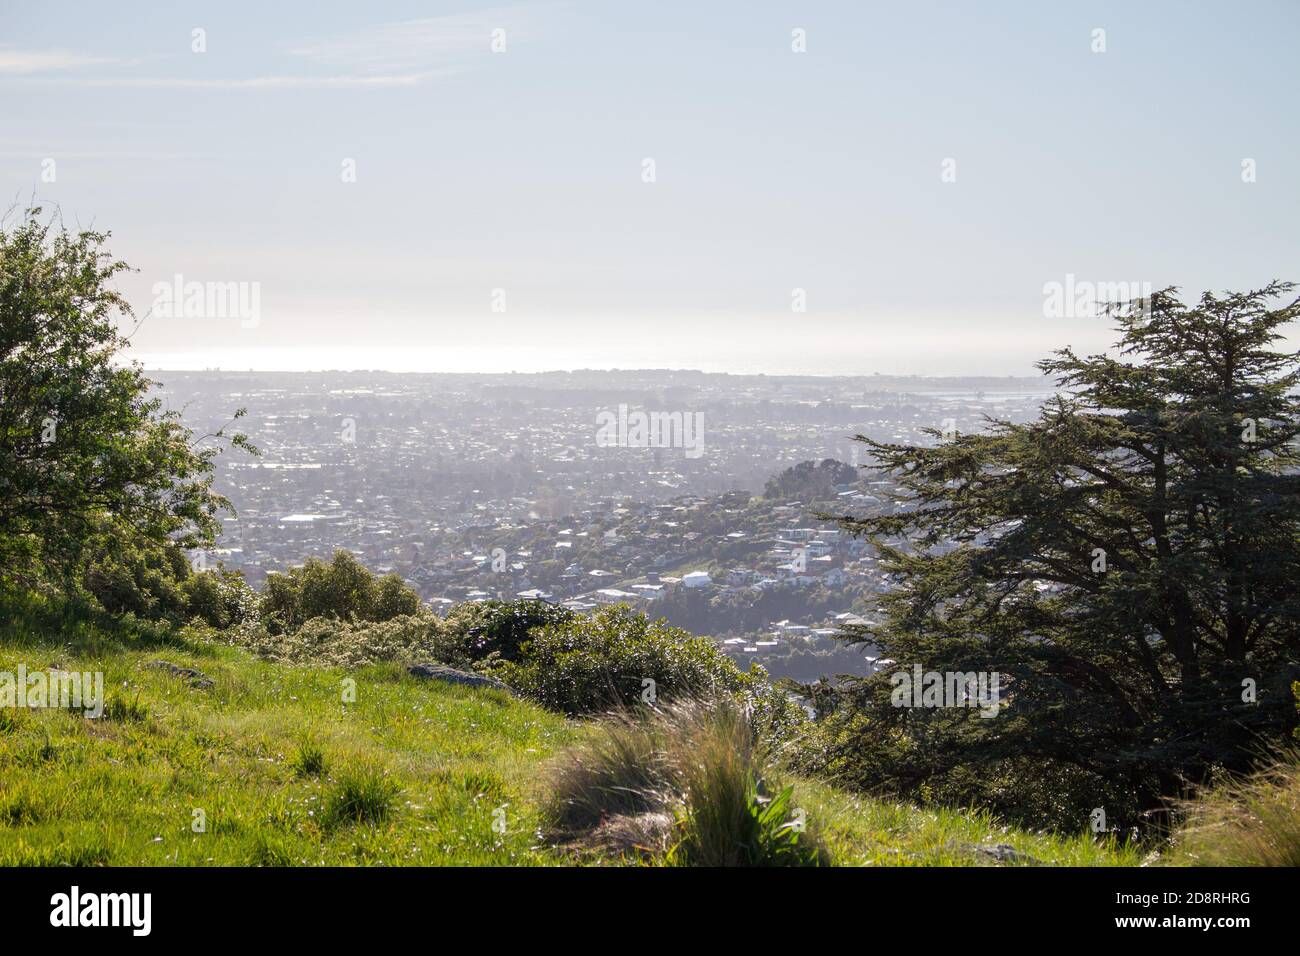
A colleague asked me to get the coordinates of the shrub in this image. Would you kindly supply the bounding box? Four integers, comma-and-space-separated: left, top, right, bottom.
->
84, 560, 156, 619
79, 536, 256, 632
452, 598, 574, 663
180, 565, 257, 629
374, 572, 421, 621
83, 541, 189, 621
258, 550, 421, 635
236, 612, 456, 669
492, 604, 802, 735
544, 696, 826, 866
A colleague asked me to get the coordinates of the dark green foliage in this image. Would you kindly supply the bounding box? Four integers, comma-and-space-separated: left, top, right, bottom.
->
458, 598, 574, 662
179, 565, 257, 630
84, 550, 184, 620
763, 458, 859, 500
809, 284, 1300, 833
491, 604, 803, 737
258, 550, 421, 634
373, 572, 421, 621
80, 535, 254, 629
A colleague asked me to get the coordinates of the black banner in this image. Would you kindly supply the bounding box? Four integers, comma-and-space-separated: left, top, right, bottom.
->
0, 866, 1278, 941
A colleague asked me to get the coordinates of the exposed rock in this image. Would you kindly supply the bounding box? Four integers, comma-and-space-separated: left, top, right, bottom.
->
143, 660, 214, 689
407, 663, 512, 694
954, 841, 1043, 865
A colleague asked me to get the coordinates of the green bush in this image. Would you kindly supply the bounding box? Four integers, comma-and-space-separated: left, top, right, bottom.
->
374, 572, 421, 621
79, 536, 255, 631
452, 598, 575, 663
258, 550, 420, 634
83, 541, 188, 620
237, 612, 456, 669
180, 565, 257, 629
492, 605, 799, 731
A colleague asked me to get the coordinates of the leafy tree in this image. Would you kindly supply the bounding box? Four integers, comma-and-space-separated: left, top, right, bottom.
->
763, 458, 858, 501
374, 572, 422, 621
0, 208, 252, 593
258, 549, 421, 634
814, 284, 1300, 831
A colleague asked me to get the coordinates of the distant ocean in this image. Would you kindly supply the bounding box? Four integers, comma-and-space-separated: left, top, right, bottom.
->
129, 346, 1056, 380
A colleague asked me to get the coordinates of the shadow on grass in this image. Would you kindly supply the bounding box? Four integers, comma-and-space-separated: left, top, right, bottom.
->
0, 586, 200, 656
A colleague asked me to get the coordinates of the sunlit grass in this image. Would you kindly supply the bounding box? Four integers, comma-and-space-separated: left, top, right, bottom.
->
1166, 755, 1300, 866
0, 633, 573, 866
0, 603, 1144, 867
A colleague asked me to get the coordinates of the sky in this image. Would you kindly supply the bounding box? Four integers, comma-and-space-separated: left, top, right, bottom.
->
2, 0, 1298, 376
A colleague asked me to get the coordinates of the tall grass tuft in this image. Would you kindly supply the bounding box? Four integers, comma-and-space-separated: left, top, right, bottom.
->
1169, 753, 1300, 866
325, 766, 400, 828
544, 696, 827, 865
289, 739, 327, 778
103, 694, 148, 722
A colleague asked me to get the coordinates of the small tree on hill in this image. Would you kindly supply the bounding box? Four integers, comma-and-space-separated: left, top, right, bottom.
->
0, 208, 252, 593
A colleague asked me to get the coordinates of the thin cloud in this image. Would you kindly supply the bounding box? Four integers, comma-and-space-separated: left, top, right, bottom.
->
2, 6, 537, 90
0, 48, 122, 74
286, 6, 531, 75
31, 72, 443, 89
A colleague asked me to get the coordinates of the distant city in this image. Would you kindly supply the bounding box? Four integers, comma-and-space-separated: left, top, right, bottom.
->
160, 368, 1053, 680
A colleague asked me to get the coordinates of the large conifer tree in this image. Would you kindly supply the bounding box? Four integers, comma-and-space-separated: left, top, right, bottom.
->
818, 283, 1300, 830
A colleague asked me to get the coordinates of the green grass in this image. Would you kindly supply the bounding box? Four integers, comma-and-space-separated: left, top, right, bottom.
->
0, 635, 574, 866
792, 781, 1143, 866
0, 602, 1143, 866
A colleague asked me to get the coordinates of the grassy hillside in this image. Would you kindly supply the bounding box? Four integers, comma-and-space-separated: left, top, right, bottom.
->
0, 612, 1139, 866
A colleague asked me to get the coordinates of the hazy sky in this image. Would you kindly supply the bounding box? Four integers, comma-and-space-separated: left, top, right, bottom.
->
3, 0, 1298, 376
